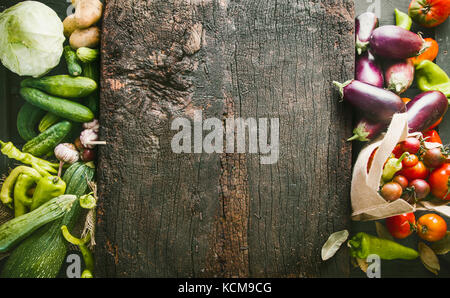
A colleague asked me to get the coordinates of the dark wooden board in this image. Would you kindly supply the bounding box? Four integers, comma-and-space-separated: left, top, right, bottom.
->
352, 0, 450, 278
96, 0, 354, 277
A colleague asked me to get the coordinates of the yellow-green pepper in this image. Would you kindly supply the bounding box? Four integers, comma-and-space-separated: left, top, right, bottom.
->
415, 60, 450, 100
0, 140, 59, 174
30, 175, 66, 211
13, 173, 41, 217
0, 166, 41, 209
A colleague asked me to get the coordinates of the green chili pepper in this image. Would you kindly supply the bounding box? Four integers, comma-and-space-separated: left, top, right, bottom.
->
0, 140, 59, 174
13, 172, 41, 217
0, 166, 42, 208
415, 60, 450, 100
30, 175, 66, 211
395, 9, 412, 30
382, 152, 408, 182
61, 225, 95, 278
349, 232, 419, 260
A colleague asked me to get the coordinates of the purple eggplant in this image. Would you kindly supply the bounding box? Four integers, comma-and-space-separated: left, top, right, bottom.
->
407, 91, 448, 133
369, 25, 427, 59
348, 117, 388, 142
356, 12, 379, 55
384, 59, 415, 95
355, 51, 384, 88
333, 80, 405, 122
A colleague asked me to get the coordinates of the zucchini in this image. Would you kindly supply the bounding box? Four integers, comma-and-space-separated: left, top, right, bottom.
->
20, 87, 94, 123
21, 75, 97, 99
0, 195, 77, 253
16, 103, 46, 141
0, 162, 95, 278
38, 112, 61, 133
64, 45, 82, 76
22, 121, 72, 157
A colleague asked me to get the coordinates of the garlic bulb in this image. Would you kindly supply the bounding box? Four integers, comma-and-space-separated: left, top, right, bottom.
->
54, 143, 79, 164
80, 129, 99, 149
83, 119, 100, 133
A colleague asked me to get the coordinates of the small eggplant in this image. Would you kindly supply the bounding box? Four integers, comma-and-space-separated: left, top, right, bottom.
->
355, 12, 379, 55
407, 91, 448, 133
348, 118, 387, 142
384, 59, 415, 94
333, 80, 405, 123
369, 25, 427, 59
355, 51, 384, 88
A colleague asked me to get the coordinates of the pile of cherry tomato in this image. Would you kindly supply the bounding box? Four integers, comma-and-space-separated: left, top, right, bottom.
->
371, 132, 450, 242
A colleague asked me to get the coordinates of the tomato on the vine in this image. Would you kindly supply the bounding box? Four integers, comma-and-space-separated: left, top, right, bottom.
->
416, 213, 447, 242
402, 154, 419, 168
428, 163, 450, 200
408, 0, 450, 28
398, 161, 430, 181
386, 213, 416, 239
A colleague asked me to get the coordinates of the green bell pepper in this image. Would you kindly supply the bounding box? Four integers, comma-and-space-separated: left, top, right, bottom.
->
349, 232, 419, 260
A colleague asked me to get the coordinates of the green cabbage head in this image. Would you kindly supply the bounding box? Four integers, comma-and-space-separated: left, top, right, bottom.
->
0, 1, 65, 77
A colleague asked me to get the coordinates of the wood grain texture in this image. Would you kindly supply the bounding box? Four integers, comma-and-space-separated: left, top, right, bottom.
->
96, 0, 354, 278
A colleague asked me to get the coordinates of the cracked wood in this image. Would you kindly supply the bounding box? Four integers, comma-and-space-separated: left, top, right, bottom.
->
96, 0, 354, 277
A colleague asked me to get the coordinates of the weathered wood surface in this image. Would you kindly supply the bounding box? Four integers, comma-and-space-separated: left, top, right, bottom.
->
96, 0, 354, 277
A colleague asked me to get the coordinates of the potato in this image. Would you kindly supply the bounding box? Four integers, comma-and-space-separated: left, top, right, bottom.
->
70, 26, 100, 50
74, 0, 103, 29
63, 14, 77, 38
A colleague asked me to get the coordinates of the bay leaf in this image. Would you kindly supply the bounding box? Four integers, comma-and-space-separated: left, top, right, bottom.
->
321, 230, 349, 261
375, 221, 394, 241
355, 257, 368, 273
430, 231, 450, 255
419, 242, 440, 275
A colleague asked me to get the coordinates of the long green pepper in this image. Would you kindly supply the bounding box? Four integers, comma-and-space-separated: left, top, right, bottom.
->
0, 140, 59, 174
349, 232, 419, 260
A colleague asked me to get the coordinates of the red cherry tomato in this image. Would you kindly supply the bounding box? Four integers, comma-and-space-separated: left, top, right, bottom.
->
428, 163, 450, 200
386, 213, 416, 239
400, 138, 421, 154
408, 0, 450, 28
402, 154, 419, 168
393, 175, 409, 190
398, 161, 430, 181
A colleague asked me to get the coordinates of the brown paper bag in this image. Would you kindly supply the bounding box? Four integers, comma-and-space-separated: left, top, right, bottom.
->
351, 113, 450, 221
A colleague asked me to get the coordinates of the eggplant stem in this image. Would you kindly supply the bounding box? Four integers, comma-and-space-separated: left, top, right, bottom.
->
347, 134, 360, 142
332, 80, 351, 100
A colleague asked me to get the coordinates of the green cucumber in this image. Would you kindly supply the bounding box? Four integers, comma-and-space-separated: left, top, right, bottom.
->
82, 61, 100, 117
0, 163, 95, 278
64, 45, 82, 76
0, 195, 77, 253
38, 112, 61, 133
20, 87, 94, 123
21, 75, 97, 99
16, 103, 46, 141
22, 121, 72, 157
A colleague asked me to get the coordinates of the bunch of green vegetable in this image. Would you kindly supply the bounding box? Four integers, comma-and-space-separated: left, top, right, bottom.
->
0, 0, 104, 278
